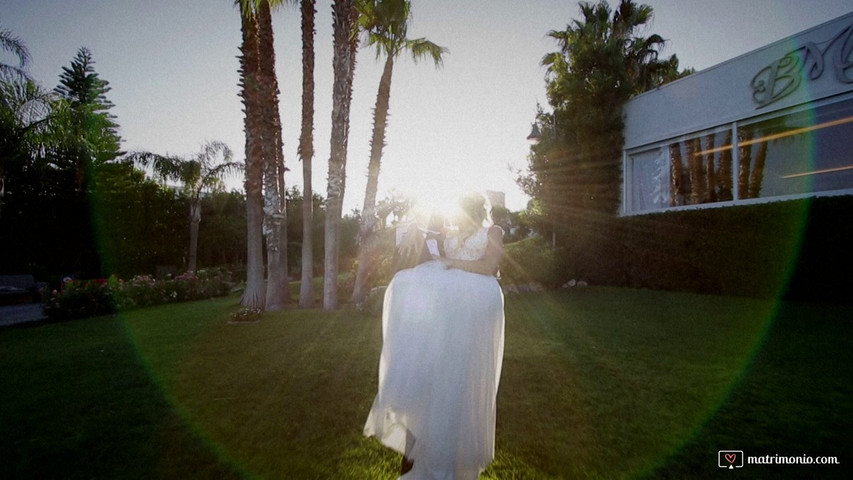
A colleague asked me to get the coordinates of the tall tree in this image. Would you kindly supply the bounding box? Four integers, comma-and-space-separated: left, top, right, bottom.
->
124, 141, 242, 273
50, 47, 121, 275
350, 0, 447, 304
0, 27, 35, 219
0, 77, 52, 221
298, 0, 317, 307
256, 0, 290, 309
522, 0, 686, 232
237, 1, 266, 308
53, 47, 121, 193
323, 0, 359, 310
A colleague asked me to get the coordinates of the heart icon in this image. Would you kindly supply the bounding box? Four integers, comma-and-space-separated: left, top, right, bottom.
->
725, 453, 737, 464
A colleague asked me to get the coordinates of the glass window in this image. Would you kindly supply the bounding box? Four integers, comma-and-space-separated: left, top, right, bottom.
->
737, 98, 853, 199
626, 127, 733, 213
627, 147, 669, 212
625, 97, 853, 214
667, 129, 734, 206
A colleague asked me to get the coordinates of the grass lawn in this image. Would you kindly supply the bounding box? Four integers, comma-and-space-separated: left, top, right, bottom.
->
0, 287, 850, 479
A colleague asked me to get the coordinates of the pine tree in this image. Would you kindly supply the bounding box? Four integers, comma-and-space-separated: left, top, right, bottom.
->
54, 47, 121, 191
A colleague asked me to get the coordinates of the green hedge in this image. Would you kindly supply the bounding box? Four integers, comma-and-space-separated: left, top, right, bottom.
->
500, 236, 562, 288
560, 196, 852, 302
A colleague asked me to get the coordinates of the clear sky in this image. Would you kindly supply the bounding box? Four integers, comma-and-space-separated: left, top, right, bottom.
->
3, 0, 852, 213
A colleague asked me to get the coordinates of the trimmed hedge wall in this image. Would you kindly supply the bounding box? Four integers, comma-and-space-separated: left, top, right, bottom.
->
560, 195, 852, 302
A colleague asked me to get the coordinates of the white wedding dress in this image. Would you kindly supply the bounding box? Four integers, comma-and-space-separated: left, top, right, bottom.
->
364, 226, 505, 480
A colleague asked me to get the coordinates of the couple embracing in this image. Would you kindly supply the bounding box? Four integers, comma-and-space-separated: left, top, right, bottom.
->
364, 192, 506, 480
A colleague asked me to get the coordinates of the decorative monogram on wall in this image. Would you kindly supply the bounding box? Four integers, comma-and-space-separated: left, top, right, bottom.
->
751, 23, 853, 108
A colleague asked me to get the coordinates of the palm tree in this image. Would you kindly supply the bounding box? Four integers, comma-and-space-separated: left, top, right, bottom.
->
323, 0, 359, 310
533, 0, 682, 216
0, 77, 53, 221
0, 27, 34, 219
256, 0, 290, 310
237, 1, 266, 308
125, 141, 242, 273
350, 0, 447, 305
298, 0, 317, 307
0, 28, 31, 81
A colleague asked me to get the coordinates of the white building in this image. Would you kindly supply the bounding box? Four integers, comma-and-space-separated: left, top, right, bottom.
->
622, 11, 853, 215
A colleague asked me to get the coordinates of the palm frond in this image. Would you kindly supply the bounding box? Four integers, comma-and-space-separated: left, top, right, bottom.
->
122, 151, 182, 182
0, 29, 30, 68
405, 38, 447, 67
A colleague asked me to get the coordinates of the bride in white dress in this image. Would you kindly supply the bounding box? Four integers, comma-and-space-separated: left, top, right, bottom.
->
364, 193, 505, 480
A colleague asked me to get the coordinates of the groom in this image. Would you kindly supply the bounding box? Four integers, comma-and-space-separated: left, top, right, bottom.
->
391, 212, 446, 274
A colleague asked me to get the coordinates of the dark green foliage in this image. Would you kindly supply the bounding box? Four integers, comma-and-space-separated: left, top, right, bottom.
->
520, 1, 691, 264
43, 279, 115, 320
197, 190, 247, 268
500, 236, 562, 288
90, 164, 189, 277
0, 47, 123, 280
52, 47, 121, 181
284, 187, 327, 275
55, 47, 114, 111
561, 196, 853, 303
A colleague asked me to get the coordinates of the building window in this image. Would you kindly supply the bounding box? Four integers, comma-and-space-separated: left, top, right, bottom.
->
737, 98, 853, 199
624, 97, 853, 214
626, 127, 732, 213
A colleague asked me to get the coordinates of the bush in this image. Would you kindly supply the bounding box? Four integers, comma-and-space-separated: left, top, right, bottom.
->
552, 195, 853, 302
44, 279, 115, 321
45, 267, 235, 321
500, 236, 562, 288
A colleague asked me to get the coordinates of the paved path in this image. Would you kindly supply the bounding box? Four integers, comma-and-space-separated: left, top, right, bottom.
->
0, 304, 46, 327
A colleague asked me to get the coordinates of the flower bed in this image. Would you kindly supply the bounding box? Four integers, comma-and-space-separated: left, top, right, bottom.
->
45, 268, 235, 321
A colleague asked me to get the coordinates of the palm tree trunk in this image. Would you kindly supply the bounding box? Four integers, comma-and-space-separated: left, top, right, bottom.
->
188, 196, 201, 272
257, 0, 289, 310
703, 133, 716, 203
737, 129, 752, 199
669, 142, 684, 206
299, 0, 316, 308
686, 137, 703, 205
323, 0, 358, 310
239, 3, 266, 309
749, 141, 768, 199
718, 130, 733, 201
352, 54, 394, 305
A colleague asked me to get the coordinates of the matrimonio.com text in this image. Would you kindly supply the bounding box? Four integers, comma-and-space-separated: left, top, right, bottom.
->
718, 450, 841, 470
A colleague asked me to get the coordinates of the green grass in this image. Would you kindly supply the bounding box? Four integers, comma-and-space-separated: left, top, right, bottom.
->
0, 288, 850, 479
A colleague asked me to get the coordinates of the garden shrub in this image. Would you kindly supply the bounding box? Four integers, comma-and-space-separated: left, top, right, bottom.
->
44, 279, 115, 320
45, 267, 235, 320
500, 236, 562, 288
557, 195, 853, 302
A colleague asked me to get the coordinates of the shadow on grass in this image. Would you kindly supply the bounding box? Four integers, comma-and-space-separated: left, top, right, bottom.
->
643, 301, 853, 480
1, 289, 850, 479
0, 312, 242, 480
